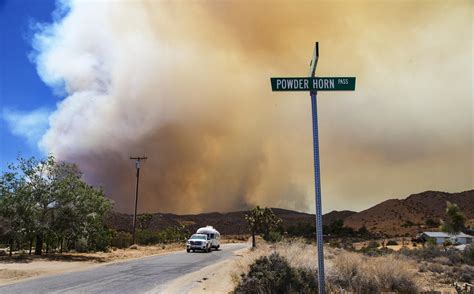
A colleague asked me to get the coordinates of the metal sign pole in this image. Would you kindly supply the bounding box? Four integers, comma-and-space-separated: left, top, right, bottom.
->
270, 41, 356, 294
310, 90, 325, 293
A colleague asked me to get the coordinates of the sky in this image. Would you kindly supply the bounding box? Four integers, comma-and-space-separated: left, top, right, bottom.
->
0, 0, 472, 215
0, 0, 57, 167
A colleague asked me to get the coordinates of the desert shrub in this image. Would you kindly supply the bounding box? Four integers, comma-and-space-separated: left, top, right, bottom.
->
75, 237, 88, 253
86, 227, 113, 252
235, 252, 317, 294
458, 265, 474, 283
445, 264, 474, 283
157, 225, 190, 243
136, 230, 160, 245
426, 218, 440, 227
111, 231, 132, 248
286, 223, 315, 239
463, 244, 474, 266
265, 230, 283, 243
328, 252, 419, 293
433, 256, 453, 266
329, 239, 341, 248
446, 249, 464, 265
400, 244, 444, 260
402, 220, 415, 228
426, 262, 444, 273
387, 240, 398, 246
426, 238, 437, 247
418, 262, 428, 272
367, 240, 380, 249
444, 239, 453, 246
358, 241, 383, 256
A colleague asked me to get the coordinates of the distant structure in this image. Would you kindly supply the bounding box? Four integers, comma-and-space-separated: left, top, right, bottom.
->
420, 231, 473, 245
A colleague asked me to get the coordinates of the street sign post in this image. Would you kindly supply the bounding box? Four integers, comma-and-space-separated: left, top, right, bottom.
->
270, 42, 356, 294
271, 77, 356, 91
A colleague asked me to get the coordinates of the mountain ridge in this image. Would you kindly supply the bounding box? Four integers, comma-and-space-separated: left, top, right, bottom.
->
107, 189, 473, 237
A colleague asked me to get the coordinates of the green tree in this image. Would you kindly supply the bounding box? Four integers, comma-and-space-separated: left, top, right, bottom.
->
0, 156, 112, 255
246, 206, 264, 248
260, 208, 282, 241
441, 202, 465, 236
0, 165, 37, 255
138, 213, 153, 230
245, 206, 282, 247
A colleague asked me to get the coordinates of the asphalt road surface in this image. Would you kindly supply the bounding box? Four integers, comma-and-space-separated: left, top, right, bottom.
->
0, 243, 247, 294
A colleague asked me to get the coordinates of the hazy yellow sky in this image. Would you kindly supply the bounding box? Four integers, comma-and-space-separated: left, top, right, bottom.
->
31, 0, 472, 213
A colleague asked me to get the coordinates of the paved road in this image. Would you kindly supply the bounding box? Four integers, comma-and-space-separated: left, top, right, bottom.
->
0, 243, 247, 294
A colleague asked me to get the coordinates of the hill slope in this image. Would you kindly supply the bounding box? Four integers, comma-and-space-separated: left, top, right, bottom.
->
107, 208, 355, 236
343, 190, 474, 236
107, 190, 473, 237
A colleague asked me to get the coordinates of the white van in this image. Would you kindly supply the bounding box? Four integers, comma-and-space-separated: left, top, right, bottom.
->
196, 226, 221, 250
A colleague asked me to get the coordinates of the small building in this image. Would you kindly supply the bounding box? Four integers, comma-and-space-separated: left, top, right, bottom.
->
420, 231, 473, 245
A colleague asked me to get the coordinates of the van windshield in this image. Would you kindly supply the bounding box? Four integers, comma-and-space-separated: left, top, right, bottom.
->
191, 234, 207, 240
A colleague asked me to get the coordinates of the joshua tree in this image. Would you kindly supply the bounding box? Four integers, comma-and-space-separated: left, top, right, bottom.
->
441, 201, 465, 236
245, 206, 281, 247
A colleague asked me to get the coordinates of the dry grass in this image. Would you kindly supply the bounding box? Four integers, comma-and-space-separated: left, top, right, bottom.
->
327, 251, 419, 293
232, 239, 421, 293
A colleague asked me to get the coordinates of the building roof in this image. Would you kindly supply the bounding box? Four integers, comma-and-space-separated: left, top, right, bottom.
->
422, 231, 473, 238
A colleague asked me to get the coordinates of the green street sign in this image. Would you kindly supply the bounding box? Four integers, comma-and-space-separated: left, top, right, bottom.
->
270, 77, 356, 91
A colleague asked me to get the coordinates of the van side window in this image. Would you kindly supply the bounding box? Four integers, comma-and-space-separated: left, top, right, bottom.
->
210, 234, 215, 239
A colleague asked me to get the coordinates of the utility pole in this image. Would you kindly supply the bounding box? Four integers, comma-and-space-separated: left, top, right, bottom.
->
130, 156, 147, 245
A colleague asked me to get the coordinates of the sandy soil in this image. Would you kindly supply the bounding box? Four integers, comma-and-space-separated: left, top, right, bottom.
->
0, 244, 184, 286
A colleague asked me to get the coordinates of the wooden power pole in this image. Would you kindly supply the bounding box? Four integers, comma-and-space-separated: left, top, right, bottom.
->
130, 156, 147, 245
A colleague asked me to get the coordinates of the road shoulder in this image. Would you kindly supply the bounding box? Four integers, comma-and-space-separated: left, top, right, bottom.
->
158, 245, 249, 294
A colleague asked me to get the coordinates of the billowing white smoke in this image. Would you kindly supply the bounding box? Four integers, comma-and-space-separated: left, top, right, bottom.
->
30, 1, 472, 213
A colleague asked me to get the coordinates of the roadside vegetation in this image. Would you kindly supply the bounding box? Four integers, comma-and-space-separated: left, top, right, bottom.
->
235, 206, 474, 293
245, 206, 282, 247
233, 240, 420, 293
0, 156, 198, 256
0, 156, 112, 255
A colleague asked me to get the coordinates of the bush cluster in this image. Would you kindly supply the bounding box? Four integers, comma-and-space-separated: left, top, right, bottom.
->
110, 231, 133, 249
328, 252, 419, 293
386, 240, 398, 246
235, 252, 317, 293
402, 244, 474, 283
235, 246, 419, 294
287, 221, 372, 241
136, 226, 189, 245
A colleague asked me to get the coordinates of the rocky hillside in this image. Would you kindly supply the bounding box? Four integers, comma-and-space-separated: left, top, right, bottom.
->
343, 190, 474, 237
106, 208, 355, 236
107, 190, 473, 237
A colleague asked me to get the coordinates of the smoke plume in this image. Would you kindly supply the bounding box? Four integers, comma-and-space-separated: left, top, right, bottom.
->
31, 0, 472, 213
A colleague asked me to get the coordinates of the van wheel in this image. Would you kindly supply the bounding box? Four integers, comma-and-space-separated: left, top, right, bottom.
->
187, 249, 190, 253
207, 246, 211, 253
